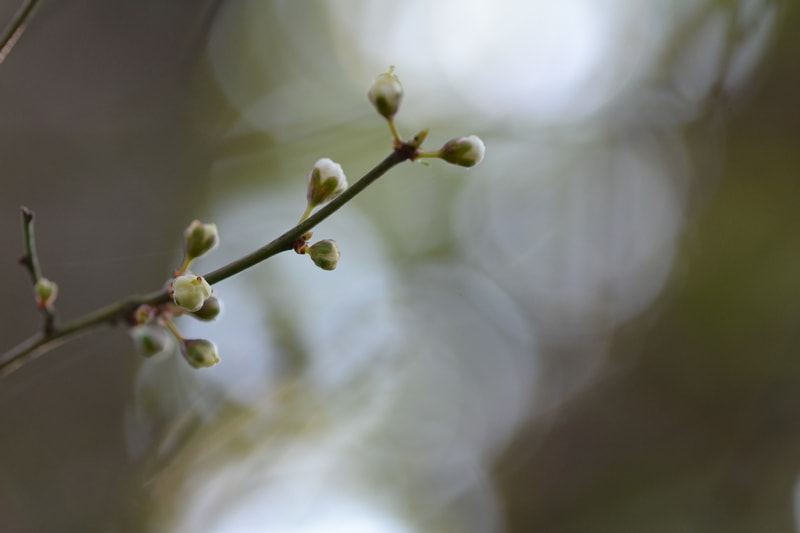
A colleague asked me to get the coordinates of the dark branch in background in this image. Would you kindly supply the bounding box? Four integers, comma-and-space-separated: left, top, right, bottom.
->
0, 0, 40, 65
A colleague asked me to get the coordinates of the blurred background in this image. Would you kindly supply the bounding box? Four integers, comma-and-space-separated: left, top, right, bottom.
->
0, 0, 799, 531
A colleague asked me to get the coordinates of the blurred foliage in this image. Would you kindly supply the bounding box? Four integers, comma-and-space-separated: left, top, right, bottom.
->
498, 3, 800, 532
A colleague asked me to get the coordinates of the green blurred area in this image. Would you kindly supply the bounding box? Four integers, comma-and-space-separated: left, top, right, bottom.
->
498, 4, 800, 531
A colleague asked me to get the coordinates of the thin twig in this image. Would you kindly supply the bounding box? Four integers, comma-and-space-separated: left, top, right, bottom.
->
18, 205, 57, 335
18, 206, 41, 283
0, 149, 409, 376
0, 0, 40, 65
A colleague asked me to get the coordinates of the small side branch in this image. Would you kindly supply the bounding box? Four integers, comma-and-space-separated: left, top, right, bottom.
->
19, 206, 57, 335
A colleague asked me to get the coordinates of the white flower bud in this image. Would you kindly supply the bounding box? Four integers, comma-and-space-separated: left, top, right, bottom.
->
368, 67, 403, 119
306, 158, 347, 209
34, 277, 58, 310
171, 273, 212, 312
129, 325, 170, 358
180, 338, 220, 368
439, 135, 485, 168
308, 239, 340, 271
133, 304, 156, 325
183, 220, 219, 260
191, 295, 222, 321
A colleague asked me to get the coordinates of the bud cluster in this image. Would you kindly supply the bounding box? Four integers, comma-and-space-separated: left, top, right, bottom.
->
128, 220, 223, 368
294, 158, 347, 271
129, 67, 486, 373
367, 67, 485, 168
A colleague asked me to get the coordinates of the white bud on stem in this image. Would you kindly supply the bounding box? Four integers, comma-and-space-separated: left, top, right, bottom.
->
130, 325, 170, 358
368, 67, 404, 120
180, 338, 220, 368
183, 220, 219, 262
308, 239, 341, 271
439, 135, 486, 168
171, 273, 212, 312
306, 158, 347, 211
192, 296, 222, 321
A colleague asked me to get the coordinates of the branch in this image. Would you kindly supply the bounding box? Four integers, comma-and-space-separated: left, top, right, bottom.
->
204, 148, 406, 284
0, 0, 40, 65
18, 206, 58, 334
0, 149, 409, 376
18, 206, 42, 283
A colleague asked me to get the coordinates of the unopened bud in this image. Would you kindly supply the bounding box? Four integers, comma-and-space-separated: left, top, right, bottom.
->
368, 67, 403, 119
308, 239, 340, 271
192, 295, 222, 321
133, 304, 156, 325
306, 158, 347, 209
34, 278, 58, 310
171, 273, 212, 312
439, 135, 485, 168
130, 325, 170, 358
180, 338, 220, 368
183, 220, 219, 261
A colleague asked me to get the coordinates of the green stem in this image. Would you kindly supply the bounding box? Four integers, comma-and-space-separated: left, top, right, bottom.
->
163, 318, 185, 342
298, 204, 314, 224
388, 118, 401, 145
0, 149, 409, 376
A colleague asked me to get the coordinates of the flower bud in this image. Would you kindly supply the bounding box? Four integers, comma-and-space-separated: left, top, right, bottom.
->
133, 304, 156, 325
34, 277, 58, 310
130, 325, 169, 358
191, 295, 222, 321
368, 67, 403, 119
306, 158, 347, 209
439, 135, 485, 168
171, 273, 212, 312
183, 220, 219, 261
308, 239, 340, 271
180, 338, 220, 368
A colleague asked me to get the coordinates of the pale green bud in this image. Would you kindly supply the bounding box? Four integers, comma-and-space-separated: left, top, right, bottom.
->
171, 273, 212, 312
183, 220, 219, 261
130, 325, 169, 358
34, 277, 58, 310
191, 295, 222, 321
133, 304, 156, 325
368, 67, 403, 119
308, 239, 340, 271
307, 158, 347, 208
439, 135, 485, 168
180, 338, 220, 368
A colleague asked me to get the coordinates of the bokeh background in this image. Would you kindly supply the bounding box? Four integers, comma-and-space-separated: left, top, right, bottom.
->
1, 0, 799, 531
